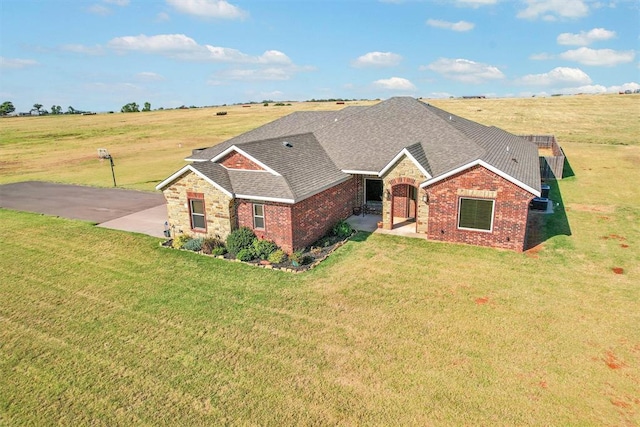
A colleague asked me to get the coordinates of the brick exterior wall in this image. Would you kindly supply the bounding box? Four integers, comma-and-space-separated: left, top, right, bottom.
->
392, 184, 410, 217
381, 156, 429, 233
236, 200, 293, 252
162, 170, 236, 239
219, 151, 264, 170
291, 177, 357, 250
236, 177, 357, 253
425, 165, 533, 251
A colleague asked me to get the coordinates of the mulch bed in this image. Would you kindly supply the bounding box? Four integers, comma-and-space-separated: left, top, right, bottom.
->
161, 233, 353, 273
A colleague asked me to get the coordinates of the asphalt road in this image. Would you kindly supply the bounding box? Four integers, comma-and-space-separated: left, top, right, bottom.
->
0, 181, 166, 225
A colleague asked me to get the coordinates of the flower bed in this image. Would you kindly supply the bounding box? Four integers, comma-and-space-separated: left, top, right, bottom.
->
161, 221, 354, 273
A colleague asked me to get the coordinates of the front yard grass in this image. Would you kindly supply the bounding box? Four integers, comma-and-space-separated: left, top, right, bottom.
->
1, 205, 638, 425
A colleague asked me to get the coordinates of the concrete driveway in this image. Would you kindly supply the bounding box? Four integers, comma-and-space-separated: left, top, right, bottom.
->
0, 181, 167, 238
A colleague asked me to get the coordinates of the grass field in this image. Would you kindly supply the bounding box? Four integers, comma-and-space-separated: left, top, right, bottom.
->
1, 94, 639, 425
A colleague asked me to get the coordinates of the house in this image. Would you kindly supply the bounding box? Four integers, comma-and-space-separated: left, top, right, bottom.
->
156, 97, 541, 252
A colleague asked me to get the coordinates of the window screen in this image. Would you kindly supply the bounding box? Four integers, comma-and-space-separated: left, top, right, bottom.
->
253, 204, 265, 229
458, 198, 494, 231
190, 199, 206, 229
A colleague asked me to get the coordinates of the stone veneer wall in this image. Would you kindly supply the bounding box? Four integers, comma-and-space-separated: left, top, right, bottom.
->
381, 155, 429, 233
162, 171, 235, 239
425, 165, 533, 251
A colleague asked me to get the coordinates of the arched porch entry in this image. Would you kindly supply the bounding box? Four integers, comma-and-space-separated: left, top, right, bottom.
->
390, 181, 418, 231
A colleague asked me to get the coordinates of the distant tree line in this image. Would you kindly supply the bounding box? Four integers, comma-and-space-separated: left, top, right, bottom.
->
0, 101, 93, 116
121, 102, 151, 113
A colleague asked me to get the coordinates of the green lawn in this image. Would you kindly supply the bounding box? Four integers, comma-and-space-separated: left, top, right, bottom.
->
1, 94, 639, 425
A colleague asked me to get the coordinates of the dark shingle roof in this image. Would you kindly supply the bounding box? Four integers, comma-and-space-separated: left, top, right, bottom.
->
187, 107, 365, 161
170, 97, 540, 198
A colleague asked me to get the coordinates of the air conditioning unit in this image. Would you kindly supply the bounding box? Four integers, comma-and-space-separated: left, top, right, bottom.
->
541, 184, 550, 199
530, 197, 549, 211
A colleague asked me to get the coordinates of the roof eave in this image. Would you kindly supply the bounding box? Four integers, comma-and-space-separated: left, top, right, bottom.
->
420, 160, 541, 197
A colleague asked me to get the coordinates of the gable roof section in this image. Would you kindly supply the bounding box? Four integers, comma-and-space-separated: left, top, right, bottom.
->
311, 97, 485, 177
232, 132, 350, 201
378, 143, 432, 179
212, 145, 280, 175
186, 107, 366, 162
423, 104, 541, 194
155, 163, 233, 197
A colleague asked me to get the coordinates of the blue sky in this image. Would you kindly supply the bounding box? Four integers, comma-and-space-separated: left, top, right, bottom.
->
1, 0, 638, 112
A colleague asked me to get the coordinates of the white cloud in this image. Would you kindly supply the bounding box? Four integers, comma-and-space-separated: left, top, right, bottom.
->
422, 58, 505, 84
559, 47, 635, 66
557, 28, 616, 46
517, 67, 592, 86
426, 92, 455, 98
373, 77, 416, 91
211, 63, 314, 82
606, 82, 640, 93
166, 0, 247, 19
156, 12, 170, 22
61, 44, 105, 55
106, 34, 294, 66
108, 34, 200, 55
530, 52, 553, 60
136, 72, 165, 81
88, 4, 111, 15
517, 0, 589, 20
426, 19, 474, 32
257, 50, 293, 65
560, 84, 607, 94
351, 52, 402, 68
0, 57, 39, 69
455, 0, 498, 7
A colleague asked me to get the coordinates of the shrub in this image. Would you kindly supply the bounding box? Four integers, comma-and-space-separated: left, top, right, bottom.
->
211, 246, 227, 256
267, 249, 287, 264
332, 220, 353, 239
216, 111, 227, 116
182, 237, 204, 252
290, 250, 304, 265
172, 234, 192, 249
236, 248, 254, 262
253, 239, 278, 260
226, 227, 256, 255
202, 237, 225, 255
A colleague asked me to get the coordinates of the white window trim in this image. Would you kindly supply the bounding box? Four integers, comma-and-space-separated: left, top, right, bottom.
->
457, 197, 495, 233
189, 198, 206, 231
253, 203, 265, 230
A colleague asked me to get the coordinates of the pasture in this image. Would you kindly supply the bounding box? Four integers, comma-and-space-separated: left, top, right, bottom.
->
1, 94, 639, 425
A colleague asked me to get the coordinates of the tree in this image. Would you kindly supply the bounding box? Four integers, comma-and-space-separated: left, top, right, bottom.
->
0, 101, 15, 116
67, 106, 77, 114
121, 102, 139, 113
31, 103, 43, 115
142, 102, 151, 112
51, 105, 62, 115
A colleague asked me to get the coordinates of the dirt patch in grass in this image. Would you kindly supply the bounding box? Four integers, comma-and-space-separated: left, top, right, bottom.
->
612, 267, 624, 275
604, 351, 625, 369
601, 234, 627, 241
475, 296, 490, 305
525, 244, 544, 258
621, 244, 629, 248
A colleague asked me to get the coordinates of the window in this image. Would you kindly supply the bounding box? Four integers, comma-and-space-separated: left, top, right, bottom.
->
253, 204, 265, 229
189, 197, 206, 231
458, 198, 494, 231
365, 178, 383, 204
